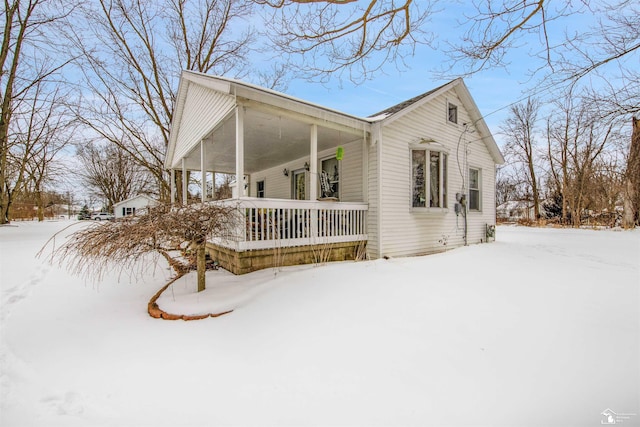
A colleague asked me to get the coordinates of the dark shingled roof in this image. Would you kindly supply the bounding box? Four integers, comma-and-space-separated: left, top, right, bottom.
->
368, 80, 455, 118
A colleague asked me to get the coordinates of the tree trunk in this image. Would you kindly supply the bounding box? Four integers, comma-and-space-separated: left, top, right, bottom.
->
0, 193, 10, 224
622, 180, 635, 228
0, 150, 7, 224
196, 244, 206, 292
36, 189, 44, 222
622, 117, 640, 228
528, 159, 540, 220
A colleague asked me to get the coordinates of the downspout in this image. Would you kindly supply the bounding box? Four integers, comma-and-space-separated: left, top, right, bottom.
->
456, 125, 470, 246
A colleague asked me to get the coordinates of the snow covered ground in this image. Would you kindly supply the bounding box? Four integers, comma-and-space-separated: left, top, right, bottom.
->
1, 220, 638, 426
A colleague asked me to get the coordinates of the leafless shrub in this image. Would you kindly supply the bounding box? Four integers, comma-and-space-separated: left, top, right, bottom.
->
40, 203, 239, 292
311, 239, 334, 266
354, 240, 368, 261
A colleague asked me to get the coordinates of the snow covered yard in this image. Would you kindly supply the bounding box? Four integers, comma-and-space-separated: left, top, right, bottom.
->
1, 221, 638, 426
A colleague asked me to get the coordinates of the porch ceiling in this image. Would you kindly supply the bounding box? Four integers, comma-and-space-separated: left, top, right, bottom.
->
181, 107, 364, 173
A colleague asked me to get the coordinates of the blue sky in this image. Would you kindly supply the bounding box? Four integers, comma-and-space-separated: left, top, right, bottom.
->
271, 2, 611, 147
284, 61, 526, 140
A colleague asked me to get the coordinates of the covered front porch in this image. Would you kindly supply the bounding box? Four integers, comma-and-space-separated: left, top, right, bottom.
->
165, 73, 372, 271
207, 198, 368, 274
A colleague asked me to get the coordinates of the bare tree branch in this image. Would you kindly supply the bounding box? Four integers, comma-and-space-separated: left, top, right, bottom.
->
63, 0, 256, 201
259, 0, 436, 82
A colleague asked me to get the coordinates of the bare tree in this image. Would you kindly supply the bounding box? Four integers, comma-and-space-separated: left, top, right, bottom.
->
20, 83, 75, 221
495, 169, 521, 206
76, 142, 152, 211
63, 0, 256, 201
546, 90, 617, 226
45, 202, 239, 293
1, 0, 75, 223
622, 117, 640, 228
500, 98, 542, 219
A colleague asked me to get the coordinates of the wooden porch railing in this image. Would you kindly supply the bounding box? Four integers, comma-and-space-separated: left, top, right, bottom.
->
210, 198, 368, 251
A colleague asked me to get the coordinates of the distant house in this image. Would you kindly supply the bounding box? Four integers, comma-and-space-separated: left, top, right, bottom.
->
497, 200, 536, 222
165, 71, 505, 273
113, 195, 158, 219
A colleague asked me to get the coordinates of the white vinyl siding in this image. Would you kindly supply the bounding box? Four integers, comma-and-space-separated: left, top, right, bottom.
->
378, 90, 497, 257
171, 84, 235, 167
113, 195, 158, 219
247, 139, 364, 202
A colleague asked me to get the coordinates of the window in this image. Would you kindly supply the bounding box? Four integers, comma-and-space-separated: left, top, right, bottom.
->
292, 170, 306, 200
256, 180, 265, 198
448, 102, 458, 124
469, 168, 481, 211
320, 157, 339, 198
411, 149, 447, 209
123, 207, 135, 216
412, 150, 426, 207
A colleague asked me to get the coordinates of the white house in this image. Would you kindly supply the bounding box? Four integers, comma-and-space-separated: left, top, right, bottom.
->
165, 71, 505, 274
113, 195, 159, 219
497, 200, 536, 222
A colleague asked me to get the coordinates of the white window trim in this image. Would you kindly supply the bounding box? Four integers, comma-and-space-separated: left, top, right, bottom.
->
410, 145, 449, 213
447, 100, 458, 125
291, 168, 307, 200
468, 167, 482, 212
256, 178, 266, 198
320, 155, 341, 200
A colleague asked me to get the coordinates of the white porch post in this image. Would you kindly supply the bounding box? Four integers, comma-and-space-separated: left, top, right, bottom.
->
181, 158, 187, 205
309, 124, 318, 241
170, 169, 176, 204
309, 124, 318, 201
200, 140, 206, 203
235, 106, 245, 199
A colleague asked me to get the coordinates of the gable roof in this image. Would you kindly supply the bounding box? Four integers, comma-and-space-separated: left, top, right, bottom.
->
166, 73, 504, 169
370, 78, 504, 164
113, 194, 158, 208
369, 80, 451, 118
165, 71, 371, 170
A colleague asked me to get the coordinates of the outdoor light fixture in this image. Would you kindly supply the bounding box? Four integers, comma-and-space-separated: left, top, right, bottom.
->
283, 168, 289, 177
304, 162, 310, 171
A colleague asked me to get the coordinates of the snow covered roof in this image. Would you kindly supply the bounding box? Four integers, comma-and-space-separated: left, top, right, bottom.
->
113, 194, 159, 208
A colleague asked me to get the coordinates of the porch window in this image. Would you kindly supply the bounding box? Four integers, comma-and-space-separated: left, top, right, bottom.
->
292, 170, 306, 200
320, 157, 339, 199
469, 167, 481, 211
257, 180, 265, 198
411, 149, 448, 209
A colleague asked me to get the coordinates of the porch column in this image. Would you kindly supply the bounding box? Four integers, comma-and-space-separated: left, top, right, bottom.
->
181, 158, 187, 205
212, 171, 216, 199
362, 130, 368, 203
200, 140, 206, 203
309, 124, 318, 201
309, 124, 318, 241
235, 106, 245, 199
170, 169, 176, 204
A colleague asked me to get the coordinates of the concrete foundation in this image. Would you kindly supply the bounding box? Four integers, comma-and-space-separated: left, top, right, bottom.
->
205, 241, 367, 275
